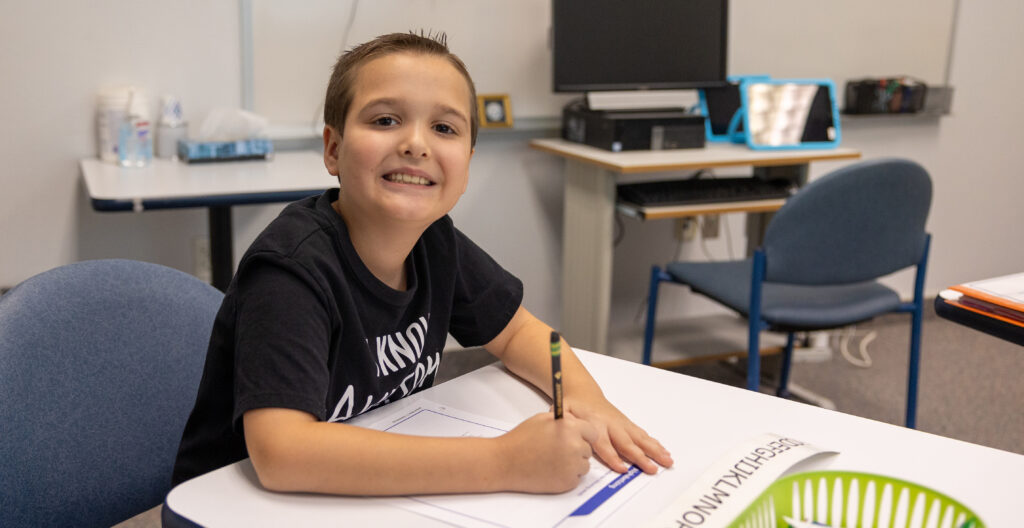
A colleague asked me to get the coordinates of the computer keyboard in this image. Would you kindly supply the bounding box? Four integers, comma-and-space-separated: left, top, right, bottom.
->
616, 177, 794, 207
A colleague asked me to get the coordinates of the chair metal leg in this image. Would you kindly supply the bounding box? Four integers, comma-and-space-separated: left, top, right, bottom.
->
777, 332, 796, 397
746, 325, 761, 391
642, 266, 664, 366
745, 327, 761, 388
746, 250, 767, 391
905, 233, 930, 429
906, 305, 923, 429
779, 332, 837, 410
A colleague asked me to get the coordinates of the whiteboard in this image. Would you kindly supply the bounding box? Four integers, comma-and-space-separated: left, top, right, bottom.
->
248, 0, 956, 123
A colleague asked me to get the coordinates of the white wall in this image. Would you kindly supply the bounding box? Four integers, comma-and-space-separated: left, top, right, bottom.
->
729, 0, 955, 88
248, 0, 957, 124
2, 2, 1022, 345
250, 0, 572, 124
0, 0, 240, 287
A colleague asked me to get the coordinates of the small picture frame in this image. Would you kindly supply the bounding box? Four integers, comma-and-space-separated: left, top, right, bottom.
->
477, 94, 513, 128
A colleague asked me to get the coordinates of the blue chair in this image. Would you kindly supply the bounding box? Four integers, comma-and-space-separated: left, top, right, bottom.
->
642, 159, 932, 428
0, 259, 222, 527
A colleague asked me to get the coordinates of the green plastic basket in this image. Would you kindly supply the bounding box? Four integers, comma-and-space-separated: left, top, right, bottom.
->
728, 471, 984, 528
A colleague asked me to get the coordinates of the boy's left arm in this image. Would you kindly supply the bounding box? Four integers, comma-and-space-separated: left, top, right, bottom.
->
484, 306, 674, 474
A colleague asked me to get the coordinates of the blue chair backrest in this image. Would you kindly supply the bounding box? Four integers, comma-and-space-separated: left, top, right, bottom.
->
762, 158, 932, 285
0, 259, 222, 527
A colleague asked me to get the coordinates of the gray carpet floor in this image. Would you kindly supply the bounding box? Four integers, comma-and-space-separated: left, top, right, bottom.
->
437, 299, 1024, 456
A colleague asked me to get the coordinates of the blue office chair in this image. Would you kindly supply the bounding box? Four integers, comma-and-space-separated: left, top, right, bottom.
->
642, 159, 932, 428
0, 259, 222, 527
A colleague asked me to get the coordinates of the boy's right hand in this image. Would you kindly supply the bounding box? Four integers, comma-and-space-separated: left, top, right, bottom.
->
496, 412, 597, 493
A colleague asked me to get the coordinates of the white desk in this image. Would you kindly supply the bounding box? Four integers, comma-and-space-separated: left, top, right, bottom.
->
164, 351, 1023, 527
529, 139, 862, 355
80, 151, 337, 290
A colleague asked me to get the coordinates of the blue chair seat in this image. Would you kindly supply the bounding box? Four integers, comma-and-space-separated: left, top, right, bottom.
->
667, 260, 902, 330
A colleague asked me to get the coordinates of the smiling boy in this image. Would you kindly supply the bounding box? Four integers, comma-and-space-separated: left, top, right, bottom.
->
172, 32, 672, 495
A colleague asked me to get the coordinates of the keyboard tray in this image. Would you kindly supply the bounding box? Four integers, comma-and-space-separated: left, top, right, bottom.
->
617, 177, 794, 208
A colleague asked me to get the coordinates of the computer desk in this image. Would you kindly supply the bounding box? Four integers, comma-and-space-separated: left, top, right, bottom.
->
162, 349, 1023, 527
528, 138, 861, 355
80, 152, 336, 291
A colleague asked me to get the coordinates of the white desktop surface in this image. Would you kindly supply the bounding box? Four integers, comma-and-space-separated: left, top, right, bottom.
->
81, 151, 335, 206
164, 351, 1023, 527
529, 138, 861, 174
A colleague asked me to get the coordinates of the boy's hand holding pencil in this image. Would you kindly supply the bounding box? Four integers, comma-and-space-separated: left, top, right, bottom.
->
485, 311, 673, 492
549, 330, 673, 476
495, 411, 597, 493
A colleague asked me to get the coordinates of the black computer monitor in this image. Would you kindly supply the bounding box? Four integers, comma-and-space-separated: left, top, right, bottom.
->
551, 0, 729, 93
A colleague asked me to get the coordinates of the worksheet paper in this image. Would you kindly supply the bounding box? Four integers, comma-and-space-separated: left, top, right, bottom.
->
359, 399, 657, 527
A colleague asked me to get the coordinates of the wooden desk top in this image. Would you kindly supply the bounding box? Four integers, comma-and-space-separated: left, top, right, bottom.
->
529, 138, 861, 174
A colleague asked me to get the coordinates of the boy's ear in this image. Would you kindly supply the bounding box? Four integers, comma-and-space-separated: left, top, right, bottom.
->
323, 125, 341, 176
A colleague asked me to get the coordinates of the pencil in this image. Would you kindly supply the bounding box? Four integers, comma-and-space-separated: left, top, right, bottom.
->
550, 331, 563, 419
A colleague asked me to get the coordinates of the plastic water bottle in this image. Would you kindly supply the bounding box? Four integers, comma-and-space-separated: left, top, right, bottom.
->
117, 88, 153, 167
156, 95, 187, 160
96, 88, 131, 164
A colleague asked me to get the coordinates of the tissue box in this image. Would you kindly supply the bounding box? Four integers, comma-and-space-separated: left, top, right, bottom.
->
177, 138, 273, 163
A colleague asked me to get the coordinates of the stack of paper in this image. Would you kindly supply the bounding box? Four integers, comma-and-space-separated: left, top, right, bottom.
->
945, 272, 1024, 327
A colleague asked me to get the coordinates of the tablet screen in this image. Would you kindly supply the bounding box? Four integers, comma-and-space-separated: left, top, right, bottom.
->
744, 82, 838, 147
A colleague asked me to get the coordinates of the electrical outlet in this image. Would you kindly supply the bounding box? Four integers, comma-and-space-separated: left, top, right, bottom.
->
193, 236, 212, 284
674, 217, 698, 241
702, 214, 720, 239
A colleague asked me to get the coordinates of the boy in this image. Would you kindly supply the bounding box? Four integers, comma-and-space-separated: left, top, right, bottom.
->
173, 32, 672, 495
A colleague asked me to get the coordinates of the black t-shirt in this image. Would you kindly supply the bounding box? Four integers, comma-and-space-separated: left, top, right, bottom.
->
172, 189, 523, 485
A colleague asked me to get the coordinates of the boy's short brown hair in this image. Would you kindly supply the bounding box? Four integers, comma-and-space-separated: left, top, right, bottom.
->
324, 31, 479, 147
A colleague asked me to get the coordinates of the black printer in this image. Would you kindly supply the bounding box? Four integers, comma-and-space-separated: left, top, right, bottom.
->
561, 100, 706, 151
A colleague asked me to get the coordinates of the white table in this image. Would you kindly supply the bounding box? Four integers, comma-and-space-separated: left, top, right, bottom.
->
163, 350, 1023, 527
528, 139, 861, 355
80, 151, 337, 290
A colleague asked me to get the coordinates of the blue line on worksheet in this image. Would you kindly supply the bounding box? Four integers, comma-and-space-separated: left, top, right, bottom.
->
569, 465, 643, 516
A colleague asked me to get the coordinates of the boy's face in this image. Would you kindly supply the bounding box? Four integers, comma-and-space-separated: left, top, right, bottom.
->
324, 52, 474, 228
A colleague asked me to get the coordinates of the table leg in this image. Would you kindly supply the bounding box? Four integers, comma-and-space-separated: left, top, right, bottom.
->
561, 161, 616, 355
208, 206, 233, 292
